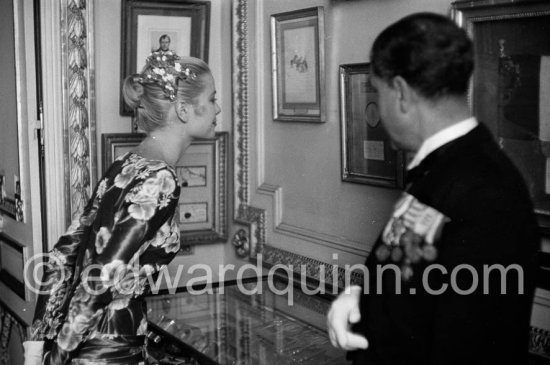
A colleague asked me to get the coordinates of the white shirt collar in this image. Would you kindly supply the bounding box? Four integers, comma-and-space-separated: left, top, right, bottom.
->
407, 117, 478, 170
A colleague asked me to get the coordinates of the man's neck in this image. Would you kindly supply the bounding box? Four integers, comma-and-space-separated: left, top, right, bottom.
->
417, 96, 471, 146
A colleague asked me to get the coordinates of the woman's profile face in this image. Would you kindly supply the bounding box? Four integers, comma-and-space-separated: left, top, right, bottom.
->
185, 74, 221, 139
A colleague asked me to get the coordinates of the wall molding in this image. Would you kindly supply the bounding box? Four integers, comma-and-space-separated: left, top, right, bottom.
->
62, 0, 97, 223
257, 183, 369, 256
42, 0, 97, 244
232, 0, 250, 217
262, 244, 364, 290
232, 0, 269, 259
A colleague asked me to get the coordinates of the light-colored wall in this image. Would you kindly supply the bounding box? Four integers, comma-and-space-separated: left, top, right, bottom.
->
249, 0, 453, 267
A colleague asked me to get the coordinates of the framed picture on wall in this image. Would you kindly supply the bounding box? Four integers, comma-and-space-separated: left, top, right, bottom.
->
270, 7, 326, 122
120, 0, 210, 116
101, 132, 228, 244
452, 0, 550, 234
339, 63, 405, 189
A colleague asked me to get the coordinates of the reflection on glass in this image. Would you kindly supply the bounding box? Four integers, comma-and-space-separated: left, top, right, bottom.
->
146, 282, 347, 364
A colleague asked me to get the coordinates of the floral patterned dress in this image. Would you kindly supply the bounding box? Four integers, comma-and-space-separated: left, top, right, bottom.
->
31, 152, 181, 365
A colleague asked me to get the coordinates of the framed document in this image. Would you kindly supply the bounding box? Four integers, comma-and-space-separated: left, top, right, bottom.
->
339, 63, 405, 188
102, 132, 228, 244
271, 7, 326, 122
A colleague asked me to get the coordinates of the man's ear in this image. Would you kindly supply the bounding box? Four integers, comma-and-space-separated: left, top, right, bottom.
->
175, 101, 189, 123
392, 76, 414, 113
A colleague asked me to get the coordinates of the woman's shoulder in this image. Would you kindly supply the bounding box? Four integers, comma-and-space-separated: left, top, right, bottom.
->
111, 152, 178, 187
96, 152, 179, 197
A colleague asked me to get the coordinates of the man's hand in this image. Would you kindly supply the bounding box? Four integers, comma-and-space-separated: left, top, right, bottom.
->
327, 285, 369, 351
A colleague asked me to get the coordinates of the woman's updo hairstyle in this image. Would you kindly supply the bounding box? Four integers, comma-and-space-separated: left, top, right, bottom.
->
122, 52, 211, 133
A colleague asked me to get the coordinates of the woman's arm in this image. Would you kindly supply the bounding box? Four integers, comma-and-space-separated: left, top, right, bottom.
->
45, 168, 179, 365
30, 189, 102, 342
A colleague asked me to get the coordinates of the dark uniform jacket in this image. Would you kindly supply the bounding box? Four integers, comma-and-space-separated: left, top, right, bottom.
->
350, 124, 540, 365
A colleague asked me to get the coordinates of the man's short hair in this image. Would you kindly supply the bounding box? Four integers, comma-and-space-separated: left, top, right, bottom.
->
371, 12, 473, 99
159, 34, 171, 42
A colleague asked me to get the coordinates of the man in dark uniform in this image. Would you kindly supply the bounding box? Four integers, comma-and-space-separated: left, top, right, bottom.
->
327, 12, 540, 365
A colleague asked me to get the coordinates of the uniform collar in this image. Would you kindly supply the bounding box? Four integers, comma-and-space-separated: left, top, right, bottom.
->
407, 117, 478, 171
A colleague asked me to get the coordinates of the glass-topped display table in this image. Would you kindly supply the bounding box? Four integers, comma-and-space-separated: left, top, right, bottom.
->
145, 278, 347, 364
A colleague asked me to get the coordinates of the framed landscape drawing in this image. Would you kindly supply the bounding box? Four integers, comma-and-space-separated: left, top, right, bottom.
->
271, 7, 326, 122
452, 0, 550, 234
101, 132, 228, 244
339, 63, 405, 189
120, 0, 210, 115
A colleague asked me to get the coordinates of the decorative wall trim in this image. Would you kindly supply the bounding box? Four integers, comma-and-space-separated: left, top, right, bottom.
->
232, 229, 250, 258
62, 0, 97, 223
232, 0, 268, 257
0, 302, 27, 365
262, 245, 364, 290
232, 0, 250, 216
235, 206, 265, 257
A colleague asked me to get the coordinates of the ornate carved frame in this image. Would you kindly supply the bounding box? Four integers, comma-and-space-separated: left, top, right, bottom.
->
63, 0, 97, 224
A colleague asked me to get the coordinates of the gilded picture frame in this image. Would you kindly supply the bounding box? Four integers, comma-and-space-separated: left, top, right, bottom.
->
339, 63, 405, 189
270, 7, 326, 122
101, 132, 228, 245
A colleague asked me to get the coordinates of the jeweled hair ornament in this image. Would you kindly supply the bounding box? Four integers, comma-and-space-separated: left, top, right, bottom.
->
134, 50, 197, 101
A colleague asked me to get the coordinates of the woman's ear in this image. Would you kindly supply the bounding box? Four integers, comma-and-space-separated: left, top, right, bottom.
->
175, 101, 189, 123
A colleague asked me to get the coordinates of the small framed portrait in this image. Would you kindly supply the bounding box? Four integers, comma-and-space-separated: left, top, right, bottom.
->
452, 0, 550, 234
339, 63, 405, 189
101, 132, 228, 245
270, 7, 326, 122
120, 0, 210, 115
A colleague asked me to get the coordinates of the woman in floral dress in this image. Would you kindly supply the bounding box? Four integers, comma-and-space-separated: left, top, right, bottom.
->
23, 52, 221, 365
